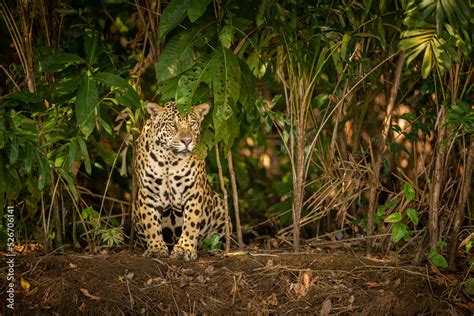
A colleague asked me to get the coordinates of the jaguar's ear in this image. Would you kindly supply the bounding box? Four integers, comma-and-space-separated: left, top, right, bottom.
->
146, 102, 165, 118
193, 102, 210, 120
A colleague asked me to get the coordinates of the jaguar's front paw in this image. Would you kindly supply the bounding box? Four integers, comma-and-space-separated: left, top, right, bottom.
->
170, 245, 198, 261
143, 246, 169, 258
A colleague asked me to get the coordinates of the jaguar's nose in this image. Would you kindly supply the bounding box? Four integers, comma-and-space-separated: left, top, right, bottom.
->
181, 137, 192, 146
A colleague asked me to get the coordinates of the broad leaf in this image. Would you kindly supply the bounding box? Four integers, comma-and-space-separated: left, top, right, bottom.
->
175, 59, 213, 114
95, 72, 140, 108
391, 222, 408, 242
76, 72, 99, 137
158, 0, 191, 41
187, 0, 211, 22
77, 136, 91, 175
36, 151, 49, 191
403, 183, 416, 201
84, 29, 99, 66
155, 32, 198, 82
384, 212, 403, 223
157, 77, 179, 102
421, 45, 433, 78
39, 52, 86, 73
58, 168, 79, 201
9, 135, 18, 165
219, 24, 234, 48
210, 46, 241, 146
428, 249, 448, 268
407, 208, 419, 226
238, 60, 257, 113
377, 200, 399, 214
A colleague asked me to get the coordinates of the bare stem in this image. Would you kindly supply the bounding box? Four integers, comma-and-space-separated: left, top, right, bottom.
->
367, 52, 405, 255
216, 145, 231, 253
226, 151, 243, 249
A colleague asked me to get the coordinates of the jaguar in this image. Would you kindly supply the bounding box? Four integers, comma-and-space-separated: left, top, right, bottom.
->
133, 101, 226, 261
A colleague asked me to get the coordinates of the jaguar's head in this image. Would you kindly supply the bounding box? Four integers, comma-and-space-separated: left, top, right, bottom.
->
146, 101, 210, 156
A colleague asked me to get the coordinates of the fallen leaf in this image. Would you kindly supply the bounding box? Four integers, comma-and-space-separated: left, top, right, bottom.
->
204, 265, 215, 275
467, 301, 474, 313
196, 275, 208, 283
80, 288, 101, 300
303, 272, 311, 289
69, 262, 78, 269
459, 232, 474, 248
21, 277, 31, 295
392, 278, 401, 288
265, 259, 274, 268
179, 274, 192, 288
265, 293, 278, 306
320, 298, 332, 316
126, 272, 135, 280
291, 272, 312, 298
79, 302, 86, 312
367, 280, 390, 288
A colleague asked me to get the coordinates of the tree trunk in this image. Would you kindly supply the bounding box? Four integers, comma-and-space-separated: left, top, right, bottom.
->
216, 146, 231, 253
226, 151, 243, 249
448, 135, 474, 267
367, 52, 405, 255
429, 109, 447, 249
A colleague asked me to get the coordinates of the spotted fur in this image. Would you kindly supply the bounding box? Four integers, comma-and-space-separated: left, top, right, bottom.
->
133, 101, 226, 261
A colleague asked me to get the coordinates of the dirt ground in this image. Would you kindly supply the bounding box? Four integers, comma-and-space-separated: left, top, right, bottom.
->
1, 247, 472, 315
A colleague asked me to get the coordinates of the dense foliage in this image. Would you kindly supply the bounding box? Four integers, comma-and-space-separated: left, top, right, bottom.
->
0, 0, 473, 274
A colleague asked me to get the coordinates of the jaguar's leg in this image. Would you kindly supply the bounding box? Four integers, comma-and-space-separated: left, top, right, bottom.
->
198, 193, 227, 247
170, 198, 202, 261
138, 195, 169, 258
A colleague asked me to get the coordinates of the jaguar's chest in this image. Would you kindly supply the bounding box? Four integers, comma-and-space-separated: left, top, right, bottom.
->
138, 149, 201, 203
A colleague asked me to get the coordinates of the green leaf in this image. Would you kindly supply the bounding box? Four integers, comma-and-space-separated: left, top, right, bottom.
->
203, 233, 221, 250
428, 249, 448, 268
331, 43, 343, 74
9, 135, 18, 165
384, 212, 403, 223
210, 46, 241, 146
219, 24, 234, 48
84, 29, 99, 65
157, 77, 179, 102
57, 168, 79, 201
377, 18, 386, 51
24, 146, 32, 173
256, 0, 268, 27
55, 74, 83, 95
175, 59, 213, 113
187, 0, 211, 22
238, 60, 257, 113
340, 34, 350, 61
158, 0, 191, 41
403, 183, 416, 201
68, 138, 78, 173
36, 152, 49, 191
377, 200, 399, 214
95, 72, 140, 108
6, 91, 43, 104
76, 72, 99, 137
155, 32, 198, 82
391, 222, 408, 242
465, 278, 474, 296
407, 208, 419, 225
77, 136, 91, 175
39, 52, 86, 73
421, 45, 433, 78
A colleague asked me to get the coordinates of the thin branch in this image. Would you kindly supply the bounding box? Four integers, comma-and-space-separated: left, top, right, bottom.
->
215, 145, 231, 253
